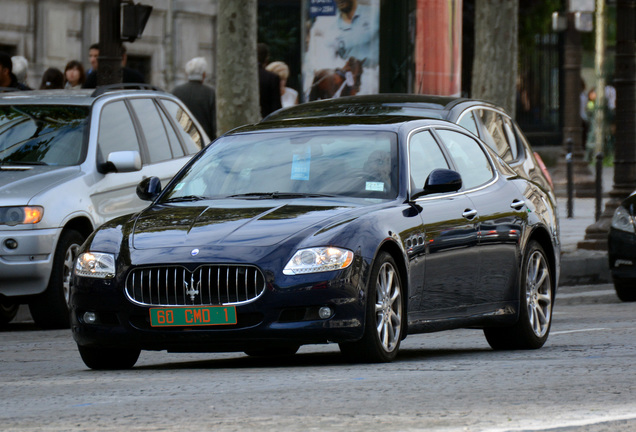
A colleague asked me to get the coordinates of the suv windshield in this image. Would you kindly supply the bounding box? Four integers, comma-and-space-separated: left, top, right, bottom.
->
0, 105, 89, 166
162, 130, 399, 201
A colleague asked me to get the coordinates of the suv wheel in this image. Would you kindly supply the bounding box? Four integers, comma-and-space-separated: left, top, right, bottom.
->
29, 229, 85, 329
0, 298, 19, 326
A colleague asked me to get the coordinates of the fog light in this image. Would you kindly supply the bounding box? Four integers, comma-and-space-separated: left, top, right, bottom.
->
4, 238, 18, 250
83, 312, 97, 324
318, 306, 333, 319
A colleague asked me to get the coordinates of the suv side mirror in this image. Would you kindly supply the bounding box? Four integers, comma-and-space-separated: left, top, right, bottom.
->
136, 176, 162, 201
411, 168, 462, 200
99, 151, 142, 174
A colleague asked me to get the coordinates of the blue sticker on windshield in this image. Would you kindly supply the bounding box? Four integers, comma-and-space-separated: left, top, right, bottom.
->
291, 148, 311, 181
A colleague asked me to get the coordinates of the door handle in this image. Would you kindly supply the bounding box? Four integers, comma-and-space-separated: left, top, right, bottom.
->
510, 199, 525, 210
462, 209, 478, 220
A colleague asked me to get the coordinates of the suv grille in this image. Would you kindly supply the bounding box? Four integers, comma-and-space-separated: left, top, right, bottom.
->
125, 265, 266, 306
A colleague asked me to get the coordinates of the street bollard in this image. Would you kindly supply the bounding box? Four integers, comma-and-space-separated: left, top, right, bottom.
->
566, 138, 573, 218
595, 152, 603, 221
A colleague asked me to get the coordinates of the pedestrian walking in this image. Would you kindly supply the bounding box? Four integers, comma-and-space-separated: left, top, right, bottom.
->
257, 43, 282, 118
171, 57, 216, 140
266, 61, 298, 108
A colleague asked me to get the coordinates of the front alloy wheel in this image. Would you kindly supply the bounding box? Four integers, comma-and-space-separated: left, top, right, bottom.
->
484, 240, 553, 350
340, 252, 403, 362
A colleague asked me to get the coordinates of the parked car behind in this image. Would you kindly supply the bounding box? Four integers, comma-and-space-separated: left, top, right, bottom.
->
608, 191, 636, 301
264, 94, 554, 199
71, 115, 560, 369
0, 87, 210, 328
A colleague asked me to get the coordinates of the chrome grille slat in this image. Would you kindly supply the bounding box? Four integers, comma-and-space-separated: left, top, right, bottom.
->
125, 265, 266, 307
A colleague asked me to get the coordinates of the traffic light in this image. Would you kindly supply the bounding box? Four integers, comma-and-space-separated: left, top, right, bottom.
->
121, 2, 153, 42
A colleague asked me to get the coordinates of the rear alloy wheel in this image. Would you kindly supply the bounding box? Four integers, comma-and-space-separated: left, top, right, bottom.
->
339, 252, 403, 363
484, 240, 553, 350
29, 229, 85, 329
613, 278, 636, 302
0, 299, 19, 326
78, 345, 141, 370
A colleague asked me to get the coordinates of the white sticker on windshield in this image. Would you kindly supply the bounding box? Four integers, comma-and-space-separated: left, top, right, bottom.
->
174, 183, 185, 191
366, 182, 384, 192
291, 148, 311, 181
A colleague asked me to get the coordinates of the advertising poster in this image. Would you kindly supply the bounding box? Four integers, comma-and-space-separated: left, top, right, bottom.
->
302, 0, 380, 102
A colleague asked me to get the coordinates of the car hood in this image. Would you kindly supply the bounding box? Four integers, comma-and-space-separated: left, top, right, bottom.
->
0, 165, 80, 204
132, 199, 361, 249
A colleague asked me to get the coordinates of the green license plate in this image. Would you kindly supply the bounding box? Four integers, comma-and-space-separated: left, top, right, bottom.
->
149, 306, 237, 327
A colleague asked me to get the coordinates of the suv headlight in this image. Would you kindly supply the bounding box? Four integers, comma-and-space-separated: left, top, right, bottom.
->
611, 205, 635, 233
283, 247, 354, 275
75, 252, 116, 279
0, 206, 44, 226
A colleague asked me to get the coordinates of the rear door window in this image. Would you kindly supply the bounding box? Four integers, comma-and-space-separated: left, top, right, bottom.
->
129, 98, 173, 164
436, 129, 494, 190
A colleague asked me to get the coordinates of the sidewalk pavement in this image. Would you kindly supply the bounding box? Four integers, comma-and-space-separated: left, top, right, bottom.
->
556, 166, 613, 287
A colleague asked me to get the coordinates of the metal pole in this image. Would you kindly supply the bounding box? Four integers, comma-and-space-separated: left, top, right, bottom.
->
567, 138, 574, 218
595, 151, 603, 221
594, 0, 607, 155
98, 0, 122, 86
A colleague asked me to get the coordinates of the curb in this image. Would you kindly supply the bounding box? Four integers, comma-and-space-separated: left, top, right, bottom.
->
560, 249, 611, 287
557, 283, 620, 306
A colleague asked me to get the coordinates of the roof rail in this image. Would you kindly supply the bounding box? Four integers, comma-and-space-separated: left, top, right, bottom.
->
91, 83, 164, 97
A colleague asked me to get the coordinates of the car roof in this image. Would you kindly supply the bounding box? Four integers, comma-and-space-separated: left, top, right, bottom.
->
229, 115, 460, 135
263, 93, 500, 122
0, 86, 172, 107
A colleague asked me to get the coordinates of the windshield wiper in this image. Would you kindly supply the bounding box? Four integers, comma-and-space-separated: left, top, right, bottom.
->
163, 195, 207, 203
226, 192, 335, 199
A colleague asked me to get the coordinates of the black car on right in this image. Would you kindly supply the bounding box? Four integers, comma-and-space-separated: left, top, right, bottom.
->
264, 94, 554, 200
608, 191, 636, 301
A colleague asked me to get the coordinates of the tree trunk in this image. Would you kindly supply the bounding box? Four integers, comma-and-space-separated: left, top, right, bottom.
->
471, 0, 518, 116
216, 0, 260, 136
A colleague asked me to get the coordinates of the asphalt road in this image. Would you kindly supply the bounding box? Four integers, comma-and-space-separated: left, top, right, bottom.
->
1, 283, 635, 432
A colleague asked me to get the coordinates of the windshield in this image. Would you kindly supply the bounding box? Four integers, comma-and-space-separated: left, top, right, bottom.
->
162, 130, 399, 201
0, 105, 89, 166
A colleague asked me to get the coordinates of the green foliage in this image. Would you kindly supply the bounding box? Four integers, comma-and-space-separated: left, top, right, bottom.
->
519, 0, 562, 55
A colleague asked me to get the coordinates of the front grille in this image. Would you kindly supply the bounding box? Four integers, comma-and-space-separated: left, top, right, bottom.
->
125, 265, 266, 306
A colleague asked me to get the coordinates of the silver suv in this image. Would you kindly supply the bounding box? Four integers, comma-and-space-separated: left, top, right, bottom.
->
0, 88, 210, 328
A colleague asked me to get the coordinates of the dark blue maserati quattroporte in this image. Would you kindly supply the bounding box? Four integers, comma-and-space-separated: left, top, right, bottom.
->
71, 116, 560, 369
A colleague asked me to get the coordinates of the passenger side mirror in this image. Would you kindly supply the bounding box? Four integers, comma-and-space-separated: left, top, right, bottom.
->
411, 168, 462, 200
99, 151, 142, 174
136, 176, 162, 201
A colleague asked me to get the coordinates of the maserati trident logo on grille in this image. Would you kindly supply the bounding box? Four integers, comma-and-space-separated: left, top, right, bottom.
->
184, 276, 200, 302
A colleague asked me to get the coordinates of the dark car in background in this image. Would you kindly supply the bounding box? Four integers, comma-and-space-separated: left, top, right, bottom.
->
264, 94, 554, 198
0, 88, 209, 328
608, 191, 636, 301
70, 115, 560, 369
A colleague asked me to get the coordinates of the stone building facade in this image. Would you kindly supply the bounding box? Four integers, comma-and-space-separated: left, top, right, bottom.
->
0, 0, 217, 90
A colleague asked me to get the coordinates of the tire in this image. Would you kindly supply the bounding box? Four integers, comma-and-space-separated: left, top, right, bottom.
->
613, 278, 636, 302
29, 229, 85, 329
0, 298, 19, 326
244, 345, 300, 357
78, 345, 141, 370
339, 252, 404, 363
484, 240, 554, 350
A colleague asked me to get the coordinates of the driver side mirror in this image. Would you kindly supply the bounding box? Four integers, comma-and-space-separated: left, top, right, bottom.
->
136, 176, 162, 201
411, 168, 462, 200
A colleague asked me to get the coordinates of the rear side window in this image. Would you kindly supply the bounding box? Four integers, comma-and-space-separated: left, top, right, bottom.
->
161, 99, 204, 154
476, 109, 516, 162
129, 99, 173, 164
457, 111, 479, 136
436, 129, 493, 190
98, 101, 140, 163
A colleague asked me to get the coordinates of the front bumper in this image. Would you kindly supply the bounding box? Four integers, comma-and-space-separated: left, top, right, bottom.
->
608, 228, 636, 280
0, 227, 60, 297
70, 271, 367, 352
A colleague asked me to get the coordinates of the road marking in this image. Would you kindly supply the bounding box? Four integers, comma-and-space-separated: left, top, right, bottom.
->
552, 327, 610, 335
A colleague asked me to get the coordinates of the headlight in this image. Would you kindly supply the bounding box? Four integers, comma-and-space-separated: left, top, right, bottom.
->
611, 205, 635, 233
75, 252, 116, 279
283, 247, 354, 275
0, 206, 44, 225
